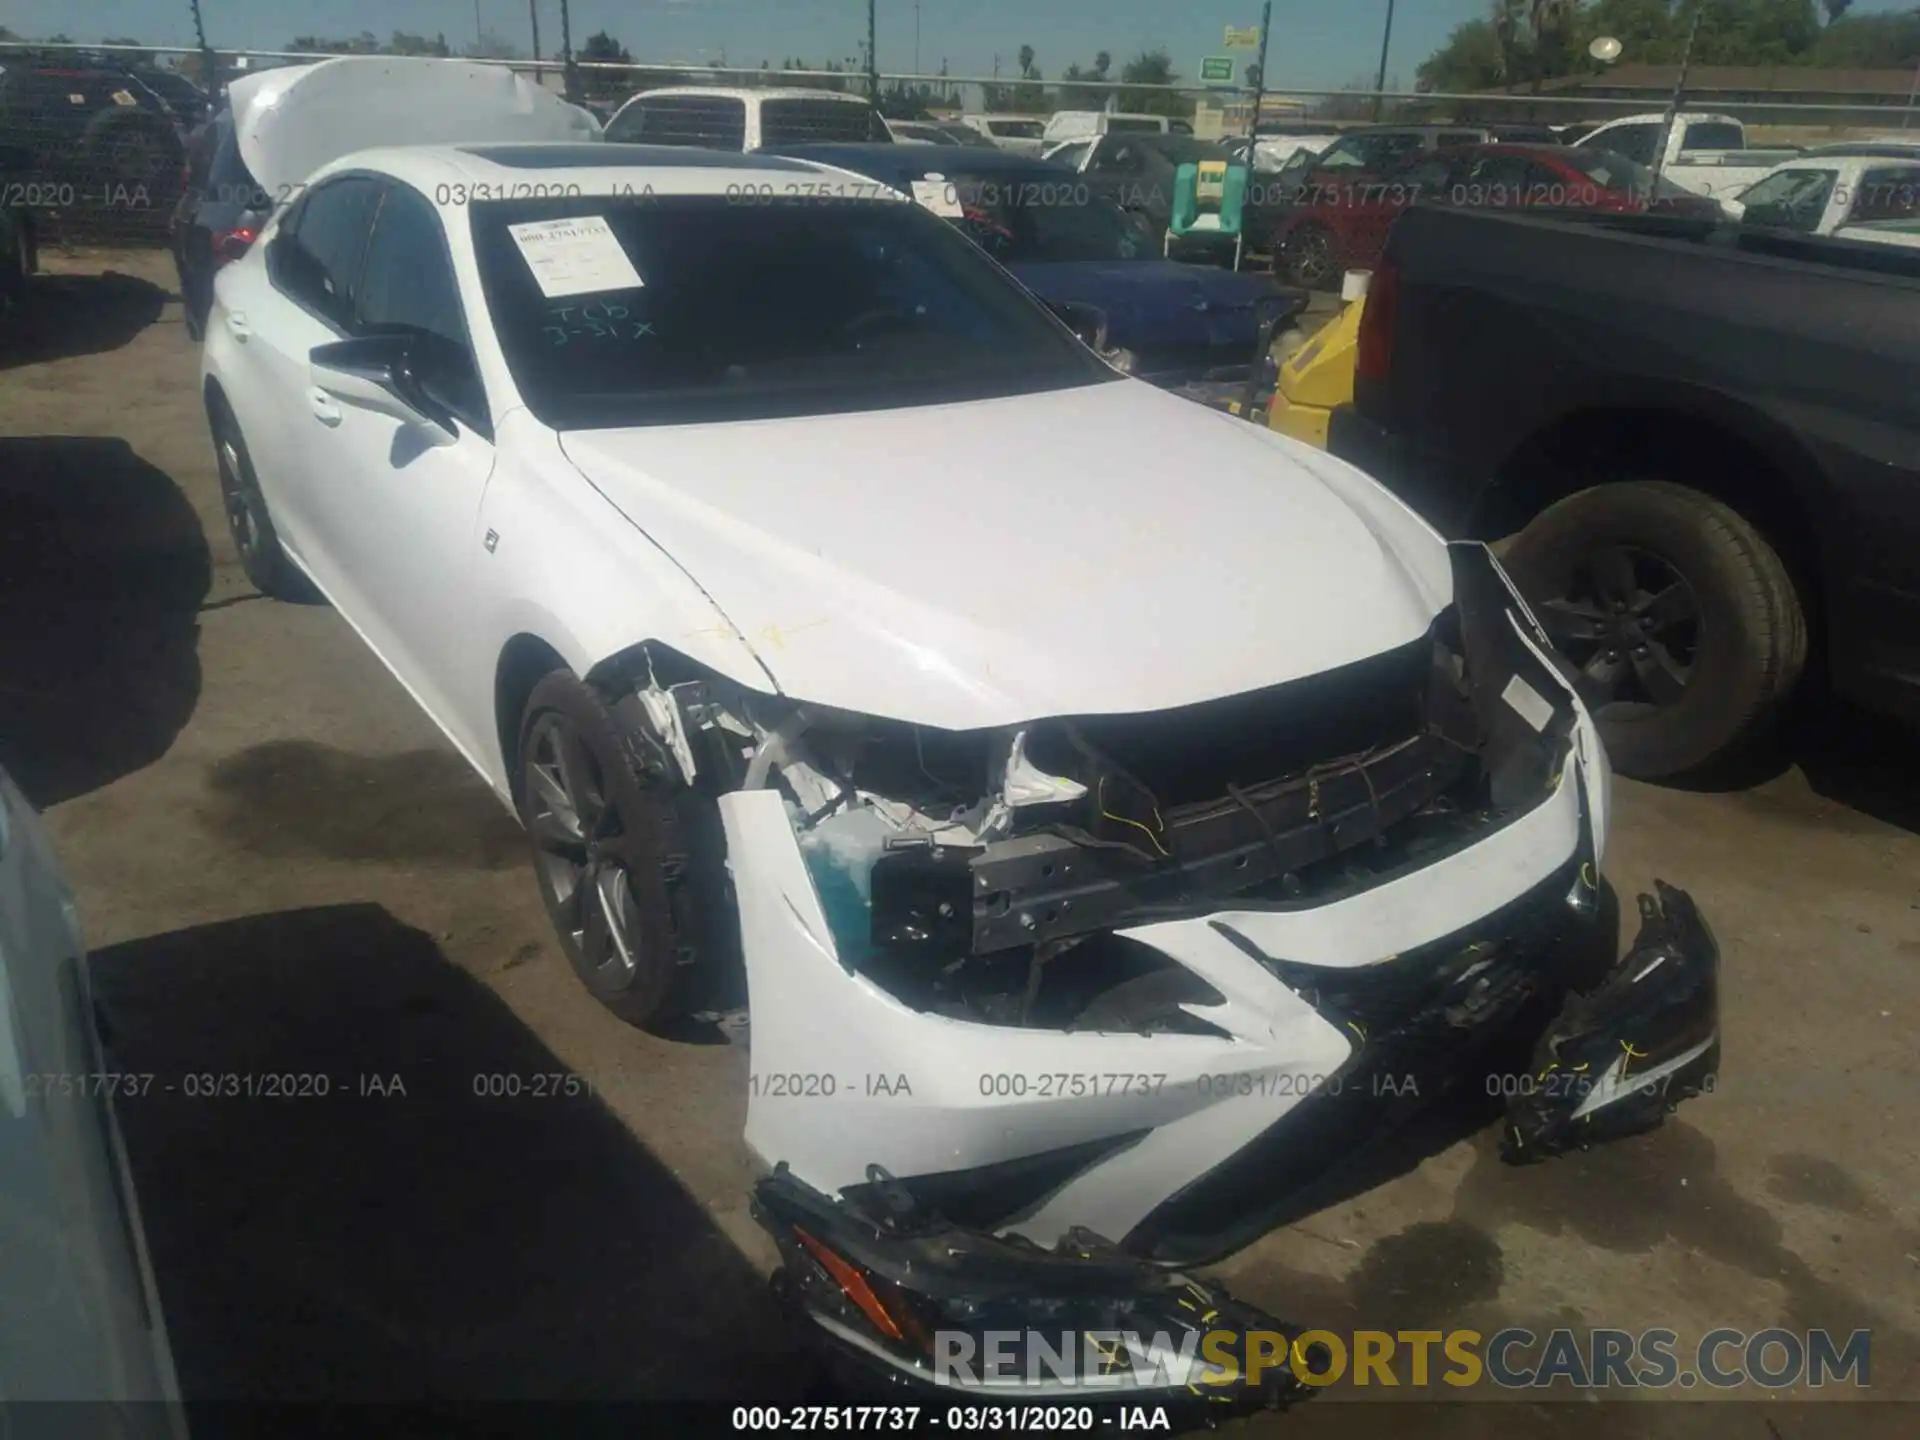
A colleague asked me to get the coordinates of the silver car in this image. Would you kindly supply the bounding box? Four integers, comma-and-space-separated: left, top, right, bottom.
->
0, 764, 184, 1430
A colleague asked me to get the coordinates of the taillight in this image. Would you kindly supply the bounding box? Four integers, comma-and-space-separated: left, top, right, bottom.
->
211, 227, 256, 264
1355, 253, 1398, 384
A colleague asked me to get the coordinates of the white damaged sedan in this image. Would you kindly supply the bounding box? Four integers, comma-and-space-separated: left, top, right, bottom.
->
204, 58, 1722, 1404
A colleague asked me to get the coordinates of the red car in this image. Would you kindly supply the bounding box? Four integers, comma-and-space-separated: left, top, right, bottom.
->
1273, 143, 1720, 288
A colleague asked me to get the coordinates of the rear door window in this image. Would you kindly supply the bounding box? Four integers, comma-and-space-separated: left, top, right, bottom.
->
760, 99, 887, 145
1597, 123, 1660, 166
270, 175, 384, 329
607, 95, 748, 149
1846, 166, 1920, 224
1681, 122, 1743, 152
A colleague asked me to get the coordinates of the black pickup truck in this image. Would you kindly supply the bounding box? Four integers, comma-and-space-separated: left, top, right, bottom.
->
1331, 204, 1920, 779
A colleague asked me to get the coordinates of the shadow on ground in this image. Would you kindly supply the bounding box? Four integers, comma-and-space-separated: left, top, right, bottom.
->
0, 437, 208, 808
0, 270, 168, 369
90, 904, 805, 1411
1671, 697, 1920, 837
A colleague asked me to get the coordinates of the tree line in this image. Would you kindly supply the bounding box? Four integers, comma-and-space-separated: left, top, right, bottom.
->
1420, 1, 1920, 95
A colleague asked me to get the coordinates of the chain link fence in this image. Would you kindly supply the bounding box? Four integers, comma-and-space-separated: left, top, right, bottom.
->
7, 29, 1920, 249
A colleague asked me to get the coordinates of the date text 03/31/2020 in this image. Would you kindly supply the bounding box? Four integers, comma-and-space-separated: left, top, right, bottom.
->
731, 1405, 1174, 1432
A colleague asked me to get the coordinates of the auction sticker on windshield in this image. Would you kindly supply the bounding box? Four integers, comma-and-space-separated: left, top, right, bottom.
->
911, 178, 963, 217
507, 215, 645, 299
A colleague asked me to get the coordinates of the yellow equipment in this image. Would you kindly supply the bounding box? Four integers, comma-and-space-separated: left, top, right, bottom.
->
1267, 295, 1364, 450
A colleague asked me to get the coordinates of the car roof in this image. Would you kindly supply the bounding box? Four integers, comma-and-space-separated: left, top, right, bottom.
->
1799, 141, 1920, 159
766, 140, 1068, 178
309, 142, 859, 197
625, 86, 875, 104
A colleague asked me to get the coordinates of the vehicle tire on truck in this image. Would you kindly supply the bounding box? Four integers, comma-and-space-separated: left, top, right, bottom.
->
1501, 480, 1809, 780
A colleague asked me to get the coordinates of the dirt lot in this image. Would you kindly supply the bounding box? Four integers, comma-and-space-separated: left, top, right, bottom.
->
2, 248, 1917, 1435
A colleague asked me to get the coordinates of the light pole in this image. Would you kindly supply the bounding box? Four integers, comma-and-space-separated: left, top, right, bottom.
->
915, 1, 922, 76
559, 0, 577, 103
1651, 2, 1706, 194
475, 0, 484, 47
529, 0, 541, 62
1372, 0, 1396, 121
1246, 1, 1272, 142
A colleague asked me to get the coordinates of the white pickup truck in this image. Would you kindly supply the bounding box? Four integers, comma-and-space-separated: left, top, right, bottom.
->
1573, 112, 1801, 203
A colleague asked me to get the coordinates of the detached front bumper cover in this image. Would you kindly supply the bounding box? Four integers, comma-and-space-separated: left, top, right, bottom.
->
1501, 880, 1720, 1162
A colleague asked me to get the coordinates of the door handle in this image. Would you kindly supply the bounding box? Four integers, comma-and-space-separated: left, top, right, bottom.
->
225, 310, 250, 341
307, 387, 342, 426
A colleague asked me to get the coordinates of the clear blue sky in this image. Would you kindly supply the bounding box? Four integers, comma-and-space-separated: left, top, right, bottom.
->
5, 1, 1912, 86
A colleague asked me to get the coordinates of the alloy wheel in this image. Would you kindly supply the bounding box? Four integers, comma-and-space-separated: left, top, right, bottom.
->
524, 711, 643, 983
216, 435, 264, 562
1533, 545, 1701, 715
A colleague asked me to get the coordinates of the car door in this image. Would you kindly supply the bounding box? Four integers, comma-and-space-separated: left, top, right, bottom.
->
1737, 166, 1839, 232
303, 180, 499, 741
218, 172, 384, 581
1834, 163, 1920, 233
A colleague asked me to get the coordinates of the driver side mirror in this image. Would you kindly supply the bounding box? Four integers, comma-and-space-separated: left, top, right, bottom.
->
1049, 300, 1110, 353
309, 334, 458, 443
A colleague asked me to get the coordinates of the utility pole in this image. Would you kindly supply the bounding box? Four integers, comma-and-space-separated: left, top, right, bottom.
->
868, 0, 880, 100
188, 0, 216, 89
1246, 0, 1272, 142
529, 0, 541, 62
915, 1, 921, 76
559, 0, 578, 102
1651, 2, 1705, 194
1372, 0, 1396, 122
475, 0, 484, 47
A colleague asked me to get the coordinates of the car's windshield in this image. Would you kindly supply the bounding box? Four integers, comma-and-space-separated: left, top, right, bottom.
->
1105, 117, 1164, 134
988, 119, 1043, 139
469, 195, 1115, 430
947, 177, 1160, 263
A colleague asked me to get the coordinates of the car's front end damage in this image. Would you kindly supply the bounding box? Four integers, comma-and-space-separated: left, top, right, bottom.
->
590, 534, 1720, 1399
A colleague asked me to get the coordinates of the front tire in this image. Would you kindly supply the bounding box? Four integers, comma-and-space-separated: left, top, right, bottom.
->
517, 671, 720, 1029
1502, 481, 1807, 780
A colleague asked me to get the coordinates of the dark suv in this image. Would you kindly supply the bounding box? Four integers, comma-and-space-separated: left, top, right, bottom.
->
170, 106, 270, 340
0, 56, 188, 238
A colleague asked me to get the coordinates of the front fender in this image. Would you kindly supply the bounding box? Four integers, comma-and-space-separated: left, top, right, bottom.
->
465, 415, 779, 792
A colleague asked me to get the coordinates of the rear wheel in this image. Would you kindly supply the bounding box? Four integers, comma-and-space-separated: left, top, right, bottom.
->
209, 403, 317, 601
1502, 481, 1807, 780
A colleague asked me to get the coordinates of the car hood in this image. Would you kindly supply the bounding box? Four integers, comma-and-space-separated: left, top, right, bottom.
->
230, 56, 598, 200
559, 380, 1446, 730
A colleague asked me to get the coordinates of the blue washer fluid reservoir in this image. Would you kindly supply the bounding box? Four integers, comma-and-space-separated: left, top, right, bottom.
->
793, 803, 898, 967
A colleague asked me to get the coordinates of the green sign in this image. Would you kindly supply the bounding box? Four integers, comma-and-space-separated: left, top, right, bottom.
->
1199, 56, 1236, 85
